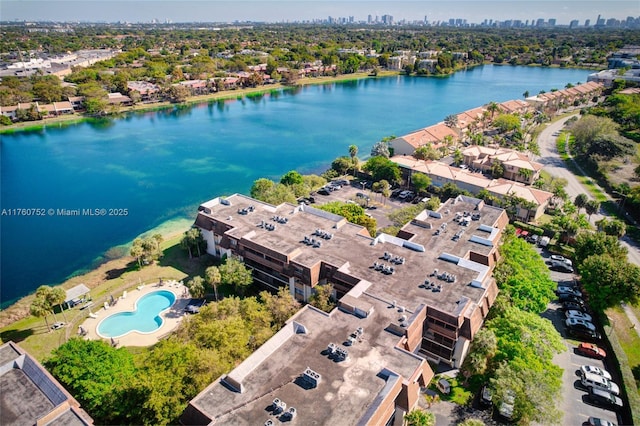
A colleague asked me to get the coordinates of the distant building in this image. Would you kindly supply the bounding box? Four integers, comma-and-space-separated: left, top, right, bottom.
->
0, 341, 94, 426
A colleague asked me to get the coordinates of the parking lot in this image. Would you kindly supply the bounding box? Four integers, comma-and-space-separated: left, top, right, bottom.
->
313, 181, 624, 425
540, 248, 621, 426
310, 179, 414, 230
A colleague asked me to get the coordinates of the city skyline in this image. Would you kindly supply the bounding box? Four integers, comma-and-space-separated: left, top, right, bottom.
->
2, 0, 638, 25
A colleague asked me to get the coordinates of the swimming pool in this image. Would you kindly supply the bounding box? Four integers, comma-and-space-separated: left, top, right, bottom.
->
97, 290, 176, 338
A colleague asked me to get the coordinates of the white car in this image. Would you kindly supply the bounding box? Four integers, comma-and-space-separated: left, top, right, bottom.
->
566, 310, 593, 322
550, 254, 573, 266
581, 372, 620, 395
566, 318, 596, 331
580, 365, 612, 381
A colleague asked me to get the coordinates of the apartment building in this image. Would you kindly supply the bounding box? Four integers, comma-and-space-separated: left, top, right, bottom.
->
187, 193, 507, 425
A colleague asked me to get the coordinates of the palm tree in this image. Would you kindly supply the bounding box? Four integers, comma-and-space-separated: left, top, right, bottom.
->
30, 296, 51, 331
585, 200, 600, 220
487, 101, 500, 120
522, 90, 530, 99
205, 266, 222, 301
35, 286, 59, 323
49, 287, 67, 323
574, 193, 588, 213
348, 144, 358, 176
444, 114, 458, 129
518, 168, 533, 183
186, 276, 205, 299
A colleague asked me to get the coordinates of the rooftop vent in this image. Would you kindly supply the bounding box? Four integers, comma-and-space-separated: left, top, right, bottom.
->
220, 198, 231, 206
303, 367, 321, 387
398, 306, 405, 313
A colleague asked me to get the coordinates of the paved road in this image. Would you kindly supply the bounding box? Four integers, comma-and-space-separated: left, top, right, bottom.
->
537, 115, 640, 267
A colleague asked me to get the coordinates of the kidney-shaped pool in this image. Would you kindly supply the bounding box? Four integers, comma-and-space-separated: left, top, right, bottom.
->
97, 290, 176, 338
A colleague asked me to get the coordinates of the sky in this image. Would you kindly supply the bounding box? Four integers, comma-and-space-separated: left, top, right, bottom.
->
1, 0, 638, 25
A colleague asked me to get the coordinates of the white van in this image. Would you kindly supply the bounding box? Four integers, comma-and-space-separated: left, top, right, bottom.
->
581, 372, 620, 395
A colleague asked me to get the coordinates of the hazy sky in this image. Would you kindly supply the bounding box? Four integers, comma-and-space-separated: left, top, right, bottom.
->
1, 0, 638, 24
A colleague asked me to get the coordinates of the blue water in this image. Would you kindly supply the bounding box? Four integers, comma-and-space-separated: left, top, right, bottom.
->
0, 65, 593, 307
97, 290, 176, 338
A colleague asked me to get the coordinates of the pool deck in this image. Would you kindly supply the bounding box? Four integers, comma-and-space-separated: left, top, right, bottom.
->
78, 281, 190, 347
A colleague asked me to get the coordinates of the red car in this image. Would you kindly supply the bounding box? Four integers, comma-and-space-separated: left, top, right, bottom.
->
576, 343, 606, 360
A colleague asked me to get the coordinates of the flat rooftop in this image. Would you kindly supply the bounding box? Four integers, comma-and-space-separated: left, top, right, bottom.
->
1, 368, 55, 425
0, 342, 94, 426
197, 194, 504, 316
188, 295, 427, 426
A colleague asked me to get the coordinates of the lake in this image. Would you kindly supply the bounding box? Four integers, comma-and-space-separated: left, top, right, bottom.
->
0, 65, 593, 307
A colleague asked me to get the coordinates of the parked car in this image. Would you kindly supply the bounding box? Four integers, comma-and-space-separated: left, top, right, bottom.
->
576, 343, 606, 360
391, 189, 403, 198
586, 416, 617, 426
556, 285, 582, 298
497, 389, 516, 421
588, 388, 623, 411
569, 327, 602, 341
51, 321, 65, 330
566, 318, 596, 332
550, 254, 573, 266
580, 365, 612, 381
558, 293, 584, 305
317, 188, 330, 196
562, 301, 587, 312
527, 234, 539, 244
480, 385, 493, 408
566, 310, 593, 322
550, 260, 574, 273
581, 372, 620, 395
398, 190, 414, 200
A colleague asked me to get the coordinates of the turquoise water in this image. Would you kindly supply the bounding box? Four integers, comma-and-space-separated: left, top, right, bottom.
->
97, 290, 176, 338
0, 65, 593, 307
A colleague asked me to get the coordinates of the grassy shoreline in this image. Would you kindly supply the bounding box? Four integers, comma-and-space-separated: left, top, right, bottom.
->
0, 71, 399, 134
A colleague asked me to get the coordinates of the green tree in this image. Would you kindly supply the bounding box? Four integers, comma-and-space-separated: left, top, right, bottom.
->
486, 101, 500, 120
493, 232, 555, 312
219, 257, 253, 295
30, 296, 52, 331
348, 144, 359, 175
573, 231, 628, 265
45, 338, 138, 424
131, 238, 144, 268
404, 408, 436, 426
413, 145, 441, 161
205, 266, 222, 301
584, 199, 600, 220
362, 156, 401, 184
597, 218, 626, 238
309, 283, 336, 313
370, 140, 390, 158
493, 113, 521, 133
186, 276, 206, 298
491, 160, 505, 178
461, 328, 497, 378
444, 114, 459, 129
580, 254, 640, 311
260, 287, 300, 327
317, 201, 377, 236
574, 193, 588, 212
251, 177, 276, 200
412, 173, 431, 195
280, 170, 303, 186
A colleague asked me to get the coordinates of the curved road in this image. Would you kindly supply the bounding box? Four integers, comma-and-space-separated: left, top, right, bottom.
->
537, 116, 640, 335
537, 114, 640, 267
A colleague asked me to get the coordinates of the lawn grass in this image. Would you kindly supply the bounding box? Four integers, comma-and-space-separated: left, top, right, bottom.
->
0, 236, 214, 361
429, 375, 473, 406
604, 307, 640, 425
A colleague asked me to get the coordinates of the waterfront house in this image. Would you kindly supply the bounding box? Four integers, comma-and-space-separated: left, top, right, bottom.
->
389, 122, 458, 156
